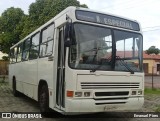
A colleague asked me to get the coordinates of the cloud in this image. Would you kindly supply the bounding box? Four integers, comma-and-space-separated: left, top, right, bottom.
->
0, 0, 35, 15
79, 0, 114, 10
143, 30, 160, 50
79, 0, 160, 49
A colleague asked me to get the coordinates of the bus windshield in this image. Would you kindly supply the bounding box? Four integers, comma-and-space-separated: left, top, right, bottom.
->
114, 30, 143, 72
69, 23, 143, 72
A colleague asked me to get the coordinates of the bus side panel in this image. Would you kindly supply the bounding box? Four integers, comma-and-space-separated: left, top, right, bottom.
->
19, 60, 37, 99
9, 64, 14, 90
26, 60, 37, 99
16, 63, 24, 93
38, 58, 54, 108
16, 80, 23, 93
9, 63, 24, 93
33, 85, 38, 101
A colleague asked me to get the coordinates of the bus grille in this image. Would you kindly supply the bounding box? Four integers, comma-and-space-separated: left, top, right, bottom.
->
94, 94, 129, 105
95, 91, 129, 96
94, 91, 129, 105
81, 82, 140, 89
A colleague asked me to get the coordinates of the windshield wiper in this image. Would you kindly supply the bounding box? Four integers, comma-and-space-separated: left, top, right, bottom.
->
90, 56, 112, 72
116, 56, 134, 74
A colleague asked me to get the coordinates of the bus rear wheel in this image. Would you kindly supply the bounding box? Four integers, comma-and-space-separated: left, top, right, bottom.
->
12, 80, 20, 97
39, 84, 49, 114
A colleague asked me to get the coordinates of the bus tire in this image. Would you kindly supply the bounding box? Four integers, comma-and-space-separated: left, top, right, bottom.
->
12, 80, 20, 97
39, 84, 50, 115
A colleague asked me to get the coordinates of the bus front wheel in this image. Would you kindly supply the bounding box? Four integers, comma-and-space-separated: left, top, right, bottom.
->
39, 84, 49, 114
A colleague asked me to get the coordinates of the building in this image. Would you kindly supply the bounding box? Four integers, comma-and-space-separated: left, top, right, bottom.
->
0, 60, 9, 75
0, 51, 9, 75
116, 51, 160, 75
0, 51, 7, 60
143, 52, 160, 75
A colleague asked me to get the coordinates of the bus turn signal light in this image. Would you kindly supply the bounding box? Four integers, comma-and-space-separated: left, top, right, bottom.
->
67, 91, 74, 97
75, 92, 82, 97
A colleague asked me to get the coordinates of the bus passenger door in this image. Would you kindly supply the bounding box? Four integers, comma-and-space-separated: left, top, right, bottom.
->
56, 27, 66, 110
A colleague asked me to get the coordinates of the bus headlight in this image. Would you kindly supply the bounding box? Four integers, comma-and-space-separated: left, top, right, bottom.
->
137, 90, 143, 95
131, 91, 137, 95
75, 92, 82, 97
74, 91, 91, 97
131, 90, 143, 95
84, 92, 91, 97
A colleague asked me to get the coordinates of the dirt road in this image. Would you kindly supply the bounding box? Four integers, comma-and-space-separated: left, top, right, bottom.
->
0, 82, 160, 121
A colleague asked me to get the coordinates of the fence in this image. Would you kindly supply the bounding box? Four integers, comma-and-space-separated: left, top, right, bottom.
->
145, 75, 160, 89
0, 60, 9, 75
0, 60, 9, 83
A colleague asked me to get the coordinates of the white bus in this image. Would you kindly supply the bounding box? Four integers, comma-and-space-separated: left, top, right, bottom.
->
9, 6, 144, 114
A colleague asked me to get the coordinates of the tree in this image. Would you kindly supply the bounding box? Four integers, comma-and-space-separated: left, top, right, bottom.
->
0, 7, 25, 54
146, 46, 160, 55
21, 0, 88, 38
2, 56, 9, 61
80, 4, 88, 8
0, 0, 88, 54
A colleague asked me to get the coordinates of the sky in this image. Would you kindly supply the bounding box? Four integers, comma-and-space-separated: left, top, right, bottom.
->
0, 0, 160, 51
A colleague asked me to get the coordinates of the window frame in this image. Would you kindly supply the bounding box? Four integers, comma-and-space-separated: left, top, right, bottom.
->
29, 32, 40, 60
10, 47, 17, 64
16, 43, 23, 63
68, 22, 143, 71
39, 22, 55, 58
68, 22, 114, 70
22, 38, 31, 61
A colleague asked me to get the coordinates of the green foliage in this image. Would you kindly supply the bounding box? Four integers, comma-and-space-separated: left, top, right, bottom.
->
0, 7, 25, 54
19, 15, 38, 39
21, 0, 88, 38
146, 46, 160, 55
0, 7, 24, 32
80, 4, 88, 8
154, 105, 160, 112
0, 0, 88, 54
144, 88, 160, 95
2, 56, 9, 61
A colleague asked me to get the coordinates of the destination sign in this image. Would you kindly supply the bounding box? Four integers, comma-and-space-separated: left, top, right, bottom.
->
76, 10, 140, 31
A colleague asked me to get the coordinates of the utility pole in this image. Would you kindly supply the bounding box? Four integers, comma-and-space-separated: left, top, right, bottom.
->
152, 66, 154, 90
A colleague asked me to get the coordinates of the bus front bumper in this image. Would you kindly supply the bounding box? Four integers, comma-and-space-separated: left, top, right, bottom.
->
65, 97, 144, 113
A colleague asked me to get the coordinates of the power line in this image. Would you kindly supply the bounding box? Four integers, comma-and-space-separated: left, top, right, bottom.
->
143, 25, 160, 29
102, 0, 156, 12
110, 1, 154, 11
99, 0, 140, 10
143, 28, 160, 32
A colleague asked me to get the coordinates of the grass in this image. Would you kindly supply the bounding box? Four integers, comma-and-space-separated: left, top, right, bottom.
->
0, 79, 6, 83
0, 77, 5, 83
144, 88, 160, 95
0, 79, 8, 86
154, 106, 160, 112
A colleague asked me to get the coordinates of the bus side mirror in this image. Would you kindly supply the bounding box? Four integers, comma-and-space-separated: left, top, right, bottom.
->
64, 22, 72, 47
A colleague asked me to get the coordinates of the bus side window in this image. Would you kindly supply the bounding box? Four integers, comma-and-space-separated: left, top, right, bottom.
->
13, 47, 18, 63
17, 43, 23, 62
40, 23, 54, 57
22, 38, 30, 61
29, 32, 40, 60
10, 49, 14, 63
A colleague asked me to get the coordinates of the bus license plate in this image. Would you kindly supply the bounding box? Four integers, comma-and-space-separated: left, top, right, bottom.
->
104, 106, 117, 111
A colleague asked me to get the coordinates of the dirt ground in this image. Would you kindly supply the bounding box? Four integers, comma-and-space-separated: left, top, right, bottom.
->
0, 77, 160, 121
